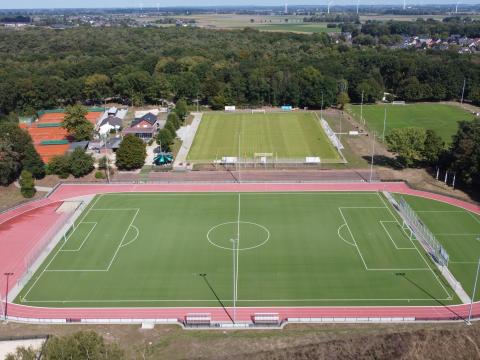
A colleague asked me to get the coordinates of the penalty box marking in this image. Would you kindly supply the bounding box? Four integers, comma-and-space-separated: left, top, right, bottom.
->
376, 193, 452, 299
21, 201, 140, 301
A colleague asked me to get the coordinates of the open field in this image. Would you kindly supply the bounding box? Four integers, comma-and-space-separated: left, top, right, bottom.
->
15, 191, 480, 308
250, 23, 340, 33
174, 14, 340, 33
347, 103, 474, 142
187, 112, 340, 161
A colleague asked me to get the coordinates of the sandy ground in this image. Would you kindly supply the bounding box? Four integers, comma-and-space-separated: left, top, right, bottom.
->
0, 338, 45, 359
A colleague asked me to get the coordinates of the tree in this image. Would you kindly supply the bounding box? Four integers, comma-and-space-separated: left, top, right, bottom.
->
116, 135, 146, 170
84, 74, 111, 100
22, 144, 45, 179
98, 156, 108, 170
19, 170, 35, 198
336, 92, 350, 109
63, 104, 94, 141
48, 155, 70, 179
386, 127, 427, 167
0, 122, 44, 182
0, 138, 21, 185
156, 128, 173, 152
5, 346, 36, 360
450, 119, 480, 187
69, 148, 94, 178
174, 98, 188, 120
43, 331, 125, 360
167, 112, 181, 130
422, 129, 444, 165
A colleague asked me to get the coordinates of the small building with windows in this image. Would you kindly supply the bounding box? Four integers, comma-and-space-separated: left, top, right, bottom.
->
122, 111, 164, 141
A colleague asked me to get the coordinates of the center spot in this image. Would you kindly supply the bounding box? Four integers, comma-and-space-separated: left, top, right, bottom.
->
207, 221, 270, 251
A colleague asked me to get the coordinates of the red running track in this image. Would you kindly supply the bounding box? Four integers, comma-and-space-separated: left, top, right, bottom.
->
1, 182, 479, 323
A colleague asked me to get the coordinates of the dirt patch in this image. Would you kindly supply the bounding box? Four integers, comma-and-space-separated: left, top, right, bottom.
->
0, 184, 46, 212
1, 322, 480, 359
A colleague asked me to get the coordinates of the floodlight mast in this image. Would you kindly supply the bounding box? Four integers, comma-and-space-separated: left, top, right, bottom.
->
360, 90, 365, 125
467, 253, 480, 325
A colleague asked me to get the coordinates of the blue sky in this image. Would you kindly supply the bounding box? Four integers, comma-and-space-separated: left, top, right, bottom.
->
0, 1, 475, 9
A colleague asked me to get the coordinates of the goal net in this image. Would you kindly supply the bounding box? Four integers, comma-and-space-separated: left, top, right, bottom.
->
251, 109, 266, 114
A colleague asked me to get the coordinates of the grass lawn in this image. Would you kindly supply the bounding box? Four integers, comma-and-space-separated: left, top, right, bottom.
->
16, 191, 476, 308
347, 103, 474, 143
187, 112, 340, 161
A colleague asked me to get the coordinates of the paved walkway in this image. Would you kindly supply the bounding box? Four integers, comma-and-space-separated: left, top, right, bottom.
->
173, 112, 203, 170
14, 181, 53, 193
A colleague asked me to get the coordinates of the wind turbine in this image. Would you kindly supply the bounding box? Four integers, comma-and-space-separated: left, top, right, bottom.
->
403, 0, 406, 10
356, 0, 360, 15
455, 1, 460, 14
327, 0, 333, 14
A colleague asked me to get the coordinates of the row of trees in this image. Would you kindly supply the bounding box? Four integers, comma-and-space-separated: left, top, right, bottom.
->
359, 17, 480, 38
1, 26, 480, 117
386, 119, 480, 189
156, 99, 187, 152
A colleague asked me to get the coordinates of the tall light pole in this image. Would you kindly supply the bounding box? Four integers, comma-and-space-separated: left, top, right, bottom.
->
3, 272, 13, 321
360, 90, 364, 125
461, 78, 466, 104
102, 133, 110, 184
382, 106, 387, 140
467, 252, 480, 325
369, 132, 375, 182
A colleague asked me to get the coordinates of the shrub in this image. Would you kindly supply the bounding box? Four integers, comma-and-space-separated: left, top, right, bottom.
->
48, 155, 70, 179
19, 170, 36, 198
95, 170, 106, 179
116, 135, 147, 170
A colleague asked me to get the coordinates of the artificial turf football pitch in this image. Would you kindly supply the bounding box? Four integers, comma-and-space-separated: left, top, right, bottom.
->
15, 192, 480, 308
187, 112, 341, 161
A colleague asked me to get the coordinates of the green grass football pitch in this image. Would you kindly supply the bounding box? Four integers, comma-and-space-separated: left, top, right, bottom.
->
187, 112, 341, 161
15, 192, 480, 308
347, 103, 474, 142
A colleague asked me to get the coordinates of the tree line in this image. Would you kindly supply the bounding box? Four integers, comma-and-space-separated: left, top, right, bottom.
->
1, 25, 480, 118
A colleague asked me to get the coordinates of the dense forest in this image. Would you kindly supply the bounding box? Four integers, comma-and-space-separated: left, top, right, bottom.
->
0, 26, 479, 117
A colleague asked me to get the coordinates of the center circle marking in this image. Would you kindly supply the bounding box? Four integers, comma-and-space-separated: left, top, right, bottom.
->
207, 221, 270, 251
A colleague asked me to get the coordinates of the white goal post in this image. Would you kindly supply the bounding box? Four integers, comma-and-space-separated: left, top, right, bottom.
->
251, 109, 266, 114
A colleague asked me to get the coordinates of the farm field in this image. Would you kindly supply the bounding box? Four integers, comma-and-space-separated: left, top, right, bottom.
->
347, 103, 474, 142
187, 112, 340, 161
14, 191, 480, 308
251, 23, 340, 33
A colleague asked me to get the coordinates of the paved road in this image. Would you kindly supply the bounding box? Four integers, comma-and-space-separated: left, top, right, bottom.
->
173, 112, 203, 170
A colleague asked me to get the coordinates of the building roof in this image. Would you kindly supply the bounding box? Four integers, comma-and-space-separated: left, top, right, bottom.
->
100, 116, 122, 128
132, 112, 158, 127
123, 126, 156, 135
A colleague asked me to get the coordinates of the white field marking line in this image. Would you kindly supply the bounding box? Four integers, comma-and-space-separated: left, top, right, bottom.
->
435, 233, 480, 236
207, 222, 270, 251
338, 208, 368, 270
100, 192, 382, 196
376, 192, 452, 299
89, 208, 141, 211
46, 209, 139, 272
60, 222, 97, 252
20, 296, 454, 303
339, 207, 429, 271
119, 225, 140, 248
337, 223, 356, 247
106, 209, 140, 271
235, 192, 240, 311
415, 210, 465, 213
379, 221, 415, 250
21, 195, 105, 300
467, 211, 480, 225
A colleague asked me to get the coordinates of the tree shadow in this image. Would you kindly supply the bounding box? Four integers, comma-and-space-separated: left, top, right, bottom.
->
400, 274, 465, 321
199, 274, 234, 323
361, 155, 405, 170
